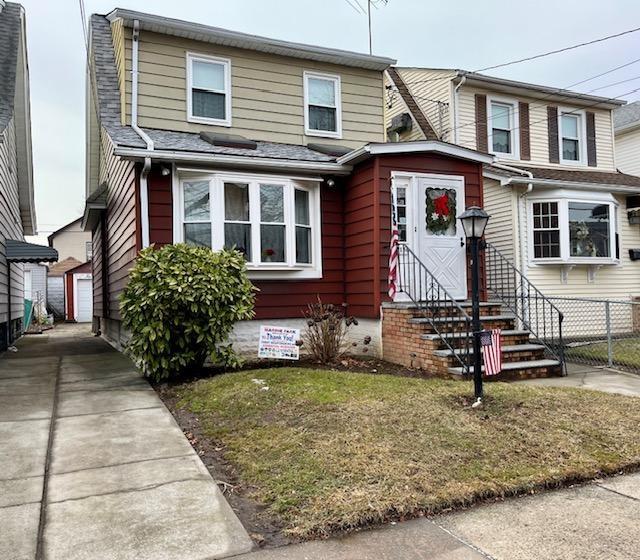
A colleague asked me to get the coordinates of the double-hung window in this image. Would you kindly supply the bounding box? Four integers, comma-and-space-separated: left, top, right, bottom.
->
559, 110, 584, 164
304, 72, 342, 138
488, 99, 517, 158
178, 173, 321, 278
530, 193, 617, 263
187, 53, 231, 126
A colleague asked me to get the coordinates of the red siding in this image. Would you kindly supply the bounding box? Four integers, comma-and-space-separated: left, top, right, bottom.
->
65, 273, 74, 320
148, 166, 173, 246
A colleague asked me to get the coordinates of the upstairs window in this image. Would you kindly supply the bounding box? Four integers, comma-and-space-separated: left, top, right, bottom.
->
304, 72, 342, 138
488, 99, 517, 158
187, 53, 231, 126
559, 111, 585, 164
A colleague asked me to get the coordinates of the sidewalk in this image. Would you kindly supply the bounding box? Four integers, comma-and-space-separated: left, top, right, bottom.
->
0, 324, 252, 560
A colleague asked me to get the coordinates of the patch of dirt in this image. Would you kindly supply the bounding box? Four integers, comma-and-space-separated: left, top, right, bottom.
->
156, 384, 292, 549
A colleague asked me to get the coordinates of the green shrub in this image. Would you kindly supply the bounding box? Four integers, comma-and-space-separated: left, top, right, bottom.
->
120, 244, 255, 381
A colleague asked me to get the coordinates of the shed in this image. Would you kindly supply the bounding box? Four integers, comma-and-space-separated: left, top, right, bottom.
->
64, 261, 93, 323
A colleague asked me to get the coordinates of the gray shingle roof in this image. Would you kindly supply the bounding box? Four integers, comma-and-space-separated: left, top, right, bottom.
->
6, 239, 58, 263
485, 164, 640, 188
90, 14, 337, 163
613, 101, 640, 131
0, 2, 21, 133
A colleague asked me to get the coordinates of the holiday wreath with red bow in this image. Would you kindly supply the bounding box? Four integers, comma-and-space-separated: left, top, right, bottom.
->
425, 188, 457, 235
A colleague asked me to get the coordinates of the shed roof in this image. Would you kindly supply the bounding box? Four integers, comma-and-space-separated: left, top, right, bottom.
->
6, 240, 58, 263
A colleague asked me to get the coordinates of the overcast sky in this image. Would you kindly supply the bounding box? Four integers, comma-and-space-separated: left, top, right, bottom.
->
19, 0, 640, 244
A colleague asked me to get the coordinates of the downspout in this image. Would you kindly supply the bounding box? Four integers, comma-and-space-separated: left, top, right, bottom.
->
131, 19, 152, 249
491, 162, 533, 274
453, 75, 466, 144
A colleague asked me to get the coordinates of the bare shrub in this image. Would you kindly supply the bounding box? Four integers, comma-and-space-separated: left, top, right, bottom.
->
302, 298, 359, 363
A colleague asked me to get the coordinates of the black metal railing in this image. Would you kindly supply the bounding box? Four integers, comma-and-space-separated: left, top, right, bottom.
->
397, 244, 472, 374
484, 242, 565, 371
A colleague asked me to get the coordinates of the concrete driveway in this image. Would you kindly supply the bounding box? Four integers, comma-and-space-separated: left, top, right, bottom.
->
0, 323, 252, 560
516, 362, 640, 397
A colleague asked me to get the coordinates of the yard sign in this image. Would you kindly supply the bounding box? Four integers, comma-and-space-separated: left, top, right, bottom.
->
258, 325, 300, 360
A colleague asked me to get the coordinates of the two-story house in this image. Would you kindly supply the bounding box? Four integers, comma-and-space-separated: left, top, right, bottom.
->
0, 2, 56, 349
85, 8, 516, 373
385, 68, 640, 302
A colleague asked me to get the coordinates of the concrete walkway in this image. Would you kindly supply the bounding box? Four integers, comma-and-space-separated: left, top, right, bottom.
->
517, 362, 640, 397
0, 323, 252, 560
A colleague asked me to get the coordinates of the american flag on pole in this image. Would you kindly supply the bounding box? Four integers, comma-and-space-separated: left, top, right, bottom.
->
388, 189, 400, 299
480, 328, 502, 376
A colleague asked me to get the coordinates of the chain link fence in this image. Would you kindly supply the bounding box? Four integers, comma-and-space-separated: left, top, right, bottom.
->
544, 297, 640, 374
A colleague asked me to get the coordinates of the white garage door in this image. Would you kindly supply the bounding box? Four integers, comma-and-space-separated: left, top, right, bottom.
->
76, 278, 93, 323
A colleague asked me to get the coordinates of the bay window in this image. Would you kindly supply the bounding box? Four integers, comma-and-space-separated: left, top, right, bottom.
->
530, 194, 617, 263
304, 71, 342, 138
178, 173, 322, 278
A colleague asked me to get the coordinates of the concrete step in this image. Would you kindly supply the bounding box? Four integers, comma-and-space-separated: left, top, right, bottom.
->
422, 329, 530, 341
448, 359, 563, 380
433, 344, 545, 358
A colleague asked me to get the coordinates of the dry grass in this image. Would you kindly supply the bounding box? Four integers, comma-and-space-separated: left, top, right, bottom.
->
176, 368, 640, 538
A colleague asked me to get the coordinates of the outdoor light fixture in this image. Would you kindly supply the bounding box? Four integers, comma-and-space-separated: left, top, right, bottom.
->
458, 206, 490, 404
161, 166, 171, 176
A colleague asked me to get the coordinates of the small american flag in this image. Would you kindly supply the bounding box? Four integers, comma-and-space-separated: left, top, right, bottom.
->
388, 190, 400, 299
480, 328, 502, 376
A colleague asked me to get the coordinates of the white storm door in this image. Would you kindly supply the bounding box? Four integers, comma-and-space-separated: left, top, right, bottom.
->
416, 175, 467, 300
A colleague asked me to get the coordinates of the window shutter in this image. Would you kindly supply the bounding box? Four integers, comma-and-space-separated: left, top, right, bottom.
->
475, 94, 488, 152
519, 102, 531, 161
547, 106, 559, 163
586, 111, 597, 167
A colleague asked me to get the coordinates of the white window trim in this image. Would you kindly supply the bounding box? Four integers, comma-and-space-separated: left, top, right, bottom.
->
558, 107, 587, 166
186, 52, 232, 127
487, 95, 519, 160
527, 190, 618, 265
303, 71, 342, 139
174, 170, 323, 280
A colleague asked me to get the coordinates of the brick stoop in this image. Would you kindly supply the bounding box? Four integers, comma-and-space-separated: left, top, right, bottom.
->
381, 302, 562, 380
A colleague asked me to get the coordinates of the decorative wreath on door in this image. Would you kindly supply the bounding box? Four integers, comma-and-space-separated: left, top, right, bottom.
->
425, 188, 457, 235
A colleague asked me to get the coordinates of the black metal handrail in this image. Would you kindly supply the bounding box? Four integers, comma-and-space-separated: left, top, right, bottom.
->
397, 244, 472, 374
484, 242, 565, 371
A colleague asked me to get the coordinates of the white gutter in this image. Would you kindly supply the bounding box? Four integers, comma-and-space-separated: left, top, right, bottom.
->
131, 19, 152, 249
114, 147, 353, 175
491, 163, 533, 275
452, 76, 466, 145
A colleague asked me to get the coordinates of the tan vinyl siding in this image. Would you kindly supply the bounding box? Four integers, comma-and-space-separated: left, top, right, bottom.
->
50, 224, 92, 263
110, 18, 127, 125
615, 127, 640, 176
457, 86, 616, 171
383, 73, 425, 142
397, 68, 454, 141
0, 118, 25, 326
121, 28, 384, 147
521, 194, 640, 298
483, 178, 516, 261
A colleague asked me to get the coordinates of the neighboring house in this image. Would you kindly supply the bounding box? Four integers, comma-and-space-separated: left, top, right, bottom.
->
48, 217, 93, 263
385, 68, 640, 301
0, 3, 55, 349
47, 257, 83, 319
613, 101, 640, 176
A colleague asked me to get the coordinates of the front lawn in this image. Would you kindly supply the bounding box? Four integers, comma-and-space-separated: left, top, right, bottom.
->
174, 368, 640, 539
566, 337, 640, 371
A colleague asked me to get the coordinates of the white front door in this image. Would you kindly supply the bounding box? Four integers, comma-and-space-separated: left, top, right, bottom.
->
75, 276, 93, 323
416, 175, 467, 300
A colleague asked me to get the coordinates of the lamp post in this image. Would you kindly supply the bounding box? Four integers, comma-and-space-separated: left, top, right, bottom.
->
458, 206, 490, 402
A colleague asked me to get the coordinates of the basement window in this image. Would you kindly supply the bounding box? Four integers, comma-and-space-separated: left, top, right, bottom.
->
177, 172, 322, 279
187, 53, 232, 126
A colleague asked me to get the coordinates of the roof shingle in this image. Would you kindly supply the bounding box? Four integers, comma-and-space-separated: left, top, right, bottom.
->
613, 101, 640, 131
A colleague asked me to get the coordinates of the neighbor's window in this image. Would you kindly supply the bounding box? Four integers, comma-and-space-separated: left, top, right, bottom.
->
304, 72, 342, 138
532, 202, 560, 259
180, 174, 321, 277
489, 101, 515, 155
560, 112, 582, 163
569, 202, 610, 258
531, 198, 617, 262
187, 53, 231, 125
